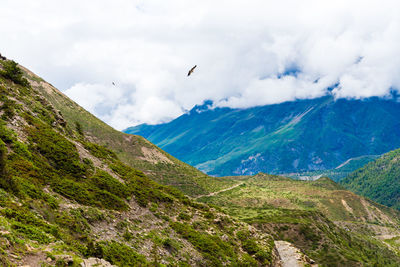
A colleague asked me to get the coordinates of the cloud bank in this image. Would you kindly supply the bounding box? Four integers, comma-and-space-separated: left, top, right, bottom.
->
1, 0, 399, 129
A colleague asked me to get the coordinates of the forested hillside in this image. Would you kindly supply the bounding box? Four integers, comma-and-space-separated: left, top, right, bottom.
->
341, 148, 400, 210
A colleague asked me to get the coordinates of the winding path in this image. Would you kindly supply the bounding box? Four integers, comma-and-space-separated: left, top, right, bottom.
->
194, 182, 244, 199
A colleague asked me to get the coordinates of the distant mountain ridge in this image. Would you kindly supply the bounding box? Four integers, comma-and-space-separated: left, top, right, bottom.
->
125, 95, 400, 176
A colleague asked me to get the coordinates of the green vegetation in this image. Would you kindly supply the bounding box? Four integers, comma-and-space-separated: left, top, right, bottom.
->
83, 142, 117, 161
0, 139, 7, 177
341, 148, 400, 210
26, 117, 87, 178
0, 95, 16, 121
197, 173, 400, 266
93, 241, 149, 266
171, 222, 232, 266
236, 230, 272, 264
0, 60, 29, 86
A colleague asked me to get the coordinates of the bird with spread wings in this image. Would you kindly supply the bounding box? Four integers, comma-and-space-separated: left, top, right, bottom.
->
187, 65, 197, 76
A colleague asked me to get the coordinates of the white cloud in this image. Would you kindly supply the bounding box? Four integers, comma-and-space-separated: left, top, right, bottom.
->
1, 0, 400, 129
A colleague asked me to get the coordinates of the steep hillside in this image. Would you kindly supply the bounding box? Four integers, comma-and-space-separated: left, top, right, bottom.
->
197, 174, 400, 266
0, 58, 278, 266
20, 67, 237, 198
125, 97, 400, 176
341, 148, 400, 210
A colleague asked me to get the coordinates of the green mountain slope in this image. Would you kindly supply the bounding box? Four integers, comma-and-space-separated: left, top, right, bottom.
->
20, 66, 236, 197
0, 58, 277, 266
341, 148, 400, 210
197, 174, 400, 266
125, 96, 400, 177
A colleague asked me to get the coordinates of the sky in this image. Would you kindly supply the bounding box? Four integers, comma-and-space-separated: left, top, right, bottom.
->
1, 0, 400, 130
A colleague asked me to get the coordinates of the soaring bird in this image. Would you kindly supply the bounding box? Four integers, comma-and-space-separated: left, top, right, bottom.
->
187, 65, 197, 76
112, 82, 115, 86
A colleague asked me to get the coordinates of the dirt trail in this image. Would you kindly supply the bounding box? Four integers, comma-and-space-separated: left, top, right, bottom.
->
194, 182, 244, 199
275, 240, 317, 267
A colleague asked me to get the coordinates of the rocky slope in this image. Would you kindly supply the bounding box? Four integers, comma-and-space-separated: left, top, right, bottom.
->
125, 96, 400, 177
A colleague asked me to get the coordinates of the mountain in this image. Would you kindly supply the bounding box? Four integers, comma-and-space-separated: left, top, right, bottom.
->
0, 58, 279, 266
3, 57, 400, 266
341, 148, 400, 210
125, 96, 400, 177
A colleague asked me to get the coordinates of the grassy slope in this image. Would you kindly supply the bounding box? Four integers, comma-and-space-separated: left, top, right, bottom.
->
341, 148, 400, 210
21, 66, 237, 197
198, 174, 400, 266
0, 59, 277, 266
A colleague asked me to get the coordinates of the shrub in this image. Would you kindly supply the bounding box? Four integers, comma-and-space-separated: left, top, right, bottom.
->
238, 254, 258, 266
0, 140, 20, 194
11, 222, 50, 244
26, 120, 86, 178
12, 141, 32, 159
170, 221, 231, 265
111, 161, 175, 207
0, 60, 29, 86
2, 207, 53, 244
83, 207, 105, 223
242, 239, 259, 255
82, 158, 94, 176
162, 238, 179, 252
0, 96, 16, 121
83, 142, 117, 161
93, 190, 128, 211
75, 121, 84, 136
299, 224, 320, 242
1, 207, 47, 228
123, 230, 133, 241
52, 179, 93, 206
0, 122, 16, 144
52, 178, 128, 211
95, 241, 148, 266
0, 139, 6, 176
237, 230, 271, 264
178, 212, 191, 221
90, 170, 128, 198
55, 210, 90, 237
